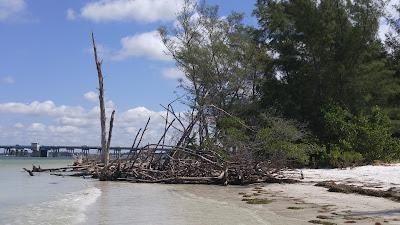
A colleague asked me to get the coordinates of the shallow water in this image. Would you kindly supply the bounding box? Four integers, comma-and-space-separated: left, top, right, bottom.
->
0, 158, 277, 225
0, 157, 97, 225
86, 183, 270, 225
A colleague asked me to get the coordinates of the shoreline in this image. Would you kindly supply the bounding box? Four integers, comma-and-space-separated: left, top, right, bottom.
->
240, 183, 399, 225
4, 158, 400, 224
81, 163, 400, 224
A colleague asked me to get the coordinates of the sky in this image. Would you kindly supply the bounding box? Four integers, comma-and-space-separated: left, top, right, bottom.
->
0, 0, 397, 147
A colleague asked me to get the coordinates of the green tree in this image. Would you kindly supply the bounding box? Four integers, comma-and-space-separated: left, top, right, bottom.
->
255, 0, 398, 137
159, 0, 268, 145
385, 4, 400, 136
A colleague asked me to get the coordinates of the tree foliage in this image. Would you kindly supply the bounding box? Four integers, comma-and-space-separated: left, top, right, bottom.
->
160, 0, 400, 168
323, 105, 400, 161
255, 0, 399, 135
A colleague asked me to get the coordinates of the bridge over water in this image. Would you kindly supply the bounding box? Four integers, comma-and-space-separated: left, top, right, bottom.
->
0, 143, 137, 157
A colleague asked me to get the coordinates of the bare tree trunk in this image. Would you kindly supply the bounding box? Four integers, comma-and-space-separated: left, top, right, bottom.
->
92, 32, 108, 165
106, 110, 116, 161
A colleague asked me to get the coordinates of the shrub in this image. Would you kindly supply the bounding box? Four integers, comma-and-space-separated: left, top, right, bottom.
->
255, 118, 321, 167
216, 116, 250, 150
324, 148, 364, 168
322, 105, 400, 162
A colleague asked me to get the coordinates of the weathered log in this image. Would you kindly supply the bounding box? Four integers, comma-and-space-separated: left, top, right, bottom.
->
264, 176, 299, 184
51, 172, 92, 177
23, 168, 34, 176
316, 181, 400, 202
121, 176, 226, 185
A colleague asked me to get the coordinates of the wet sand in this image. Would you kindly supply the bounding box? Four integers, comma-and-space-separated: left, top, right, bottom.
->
86, 182, 400, 225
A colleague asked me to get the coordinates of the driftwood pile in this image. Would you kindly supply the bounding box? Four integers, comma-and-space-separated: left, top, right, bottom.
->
26, 114, 298, 185
27, 143, 296, 185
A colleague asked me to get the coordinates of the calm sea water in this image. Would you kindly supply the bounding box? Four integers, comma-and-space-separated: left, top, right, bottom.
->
0, 157, 97, 225
0, 157, 277, 225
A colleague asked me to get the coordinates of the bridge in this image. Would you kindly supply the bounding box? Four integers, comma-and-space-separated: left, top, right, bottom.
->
0, 143, 137, 158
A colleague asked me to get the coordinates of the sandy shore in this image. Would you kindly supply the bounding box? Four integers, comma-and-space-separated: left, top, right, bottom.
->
228, 164, 400, 224
240, 183, 400, 225
141, 178, 400, 225
172, 164, 400, 225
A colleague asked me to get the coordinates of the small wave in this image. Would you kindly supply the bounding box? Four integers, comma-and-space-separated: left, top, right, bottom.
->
3, 187, 101, 225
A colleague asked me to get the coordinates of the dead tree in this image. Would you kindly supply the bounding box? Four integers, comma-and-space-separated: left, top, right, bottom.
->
92, 32, 108, 165
106, 110, 116, 156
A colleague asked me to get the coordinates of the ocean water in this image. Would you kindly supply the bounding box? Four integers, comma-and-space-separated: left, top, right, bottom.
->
0, 157, 98, 225
0, 158, 280, 225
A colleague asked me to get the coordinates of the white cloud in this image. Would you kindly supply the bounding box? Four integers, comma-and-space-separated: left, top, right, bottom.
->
14, 123, 24, 128
87, 31, 171, 61
162, 67, 185, 80
1, 76, 15, 84
0, 100, 182, 146
48, 125, 83, 134
113, 31, 171, 61
0, 0, 26, 21
66, 8, 76, 21
0, 101, 86, 117
58, 117, 94, 127
28, 123, 46, 132
84, 91, 98, 102
80, 0, 185, 23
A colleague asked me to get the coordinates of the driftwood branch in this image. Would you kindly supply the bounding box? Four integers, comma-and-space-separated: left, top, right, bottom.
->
106, 110, 116, 156
23, 168, 34, 176
135, 117, 151, 149
131, 117, 151, 165
126, 128, 142, 159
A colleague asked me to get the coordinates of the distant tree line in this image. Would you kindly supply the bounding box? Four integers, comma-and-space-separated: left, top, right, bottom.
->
159, 0, 400, 167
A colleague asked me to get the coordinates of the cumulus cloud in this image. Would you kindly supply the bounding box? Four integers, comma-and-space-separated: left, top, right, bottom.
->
80, 0, 185, 23
0, 100, 181, 146
48, 125, 83, 134
58, 117, 95, 127
0, 76, 15, 84
66, 8, 76, 20
88, 30, 171, 61
13, 123, 24, 129
113, 31, 170, 61
84, 91, 98, 102
28, 123, 46, 132
0, 101, 86, 117
162, 67, 185, 80
0, 0, 26, 21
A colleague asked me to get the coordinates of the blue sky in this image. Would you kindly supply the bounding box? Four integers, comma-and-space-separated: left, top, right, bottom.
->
0, 0, 257, 146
